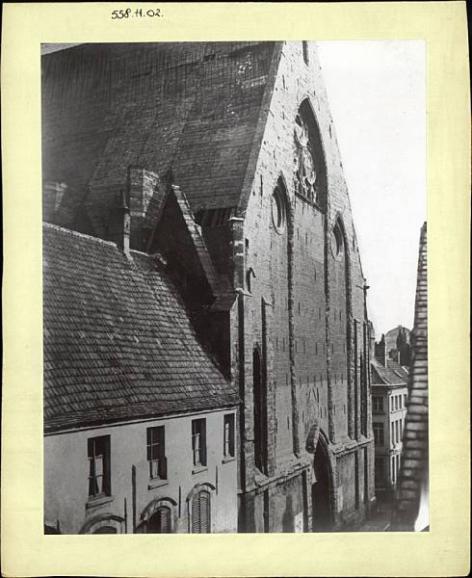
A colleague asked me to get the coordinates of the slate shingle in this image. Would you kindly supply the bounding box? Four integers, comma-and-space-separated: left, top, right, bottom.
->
43, 223, 238, 433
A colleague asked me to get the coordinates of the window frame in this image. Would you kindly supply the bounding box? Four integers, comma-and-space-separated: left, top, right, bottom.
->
372, 395, 384, 414
192, 418, 207, 468
147, 426, 167, 481
373, 422, 384, 446
223, 413, 235, 459
191, 489, 211, 533
87, 435, 111, 499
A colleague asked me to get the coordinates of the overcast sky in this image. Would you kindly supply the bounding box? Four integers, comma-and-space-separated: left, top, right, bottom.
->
317, 41, 426, 337
42, 41, 426, 336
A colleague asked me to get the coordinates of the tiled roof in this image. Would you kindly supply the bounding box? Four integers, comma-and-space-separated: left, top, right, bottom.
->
371, 360, 409, 386
43, 223, 238, 433
42, 42, 279, 232
392, 222, 428, 530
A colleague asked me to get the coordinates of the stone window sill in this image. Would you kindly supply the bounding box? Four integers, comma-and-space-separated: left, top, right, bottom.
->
86, 495, 113, 509
148, 478, 169, 491
222, 456, 236, 464
192, 465, 208, 475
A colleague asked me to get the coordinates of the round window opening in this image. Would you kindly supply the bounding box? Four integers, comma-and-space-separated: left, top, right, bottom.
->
272, 187, 286, 233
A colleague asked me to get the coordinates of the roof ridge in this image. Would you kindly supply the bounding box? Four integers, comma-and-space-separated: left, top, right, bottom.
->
43, 222, 117, 248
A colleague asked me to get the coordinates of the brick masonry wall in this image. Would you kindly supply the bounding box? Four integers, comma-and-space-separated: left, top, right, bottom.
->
237, 42, 374, 530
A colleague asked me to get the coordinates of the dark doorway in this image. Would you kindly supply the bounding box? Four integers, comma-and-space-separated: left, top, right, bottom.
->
312, 440, 333, 531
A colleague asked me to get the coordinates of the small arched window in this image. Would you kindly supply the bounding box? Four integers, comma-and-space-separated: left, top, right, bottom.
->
148, 506, 172, 533
191, 490, 211, 533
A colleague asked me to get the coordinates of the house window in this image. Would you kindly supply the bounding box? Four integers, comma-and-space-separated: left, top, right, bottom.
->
223, 414, 235, 458
391, 456, 396, 483
191, 490, 211, 533
372, 396, 383, 414
373, 423, 384, 446
148, 506, 172, 533
88, 436, 111, 498
192, 419, 207, 467
147, 426, 167, 480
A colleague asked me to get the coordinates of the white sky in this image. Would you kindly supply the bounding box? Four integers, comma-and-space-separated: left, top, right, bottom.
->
317, 41, 426, 337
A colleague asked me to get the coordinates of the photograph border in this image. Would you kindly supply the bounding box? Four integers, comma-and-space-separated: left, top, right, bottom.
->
2, 2, 470, 576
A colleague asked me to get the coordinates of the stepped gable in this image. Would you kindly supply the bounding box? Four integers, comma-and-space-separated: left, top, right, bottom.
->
43, 223, 237, 433
42, 42, 279, 235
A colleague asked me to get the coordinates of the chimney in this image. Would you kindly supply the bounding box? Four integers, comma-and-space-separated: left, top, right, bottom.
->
374, 334, 387, 366
108, 189, 131, 257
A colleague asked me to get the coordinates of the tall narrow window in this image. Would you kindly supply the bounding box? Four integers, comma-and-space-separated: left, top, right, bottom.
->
253, 348, 268, 474
88, 436, 111, 498
192, 419, 207, 467
373, 423, 384, 446
191, 490, 211, 533
223, 414, 235, 458
372, 396, 383, 414
147, 426, 167, 480
302, 41, 309, 65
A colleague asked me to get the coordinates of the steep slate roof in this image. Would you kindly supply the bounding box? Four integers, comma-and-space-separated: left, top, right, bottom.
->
43, 223, 237, 433
42, 42, 279, 233
392, 222, 428, 530
371, 360, 409, 386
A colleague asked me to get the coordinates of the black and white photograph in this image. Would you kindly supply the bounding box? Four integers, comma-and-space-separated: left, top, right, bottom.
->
40, 40, 429, 535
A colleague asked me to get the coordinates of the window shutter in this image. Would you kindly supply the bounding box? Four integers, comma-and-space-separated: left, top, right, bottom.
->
158, 507, 171, 533
192, 495, 200, 533
191, 490, 211, 533
200, 491, 210, 533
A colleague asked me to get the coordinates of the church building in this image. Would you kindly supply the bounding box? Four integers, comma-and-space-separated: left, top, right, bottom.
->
42, 41, 375, 532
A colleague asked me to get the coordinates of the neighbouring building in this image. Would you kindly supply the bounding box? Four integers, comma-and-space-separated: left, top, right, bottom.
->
392, 222, 428, 531
42, 41, 375, 532
371, 341, 409, 497
384, 326, 411, 367
43, 221, 239, 534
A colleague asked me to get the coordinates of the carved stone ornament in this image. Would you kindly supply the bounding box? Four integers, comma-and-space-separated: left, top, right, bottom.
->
294, 115, 317, 202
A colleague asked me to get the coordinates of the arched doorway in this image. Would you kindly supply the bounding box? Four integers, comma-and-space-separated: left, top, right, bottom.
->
311, 435, 333, 531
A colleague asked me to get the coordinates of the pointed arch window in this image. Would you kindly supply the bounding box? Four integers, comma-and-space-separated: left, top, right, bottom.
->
293, 100, 327, 210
